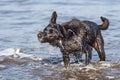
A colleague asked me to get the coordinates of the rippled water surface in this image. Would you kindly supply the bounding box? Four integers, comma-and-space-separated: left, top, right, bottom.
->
0, 0, 120, 80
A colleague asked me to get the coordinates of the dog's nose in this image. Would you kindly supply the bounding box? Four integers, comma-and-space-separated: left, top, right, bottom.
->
37, 33, 41, 38
37, 32, 43, 38
37, 32, 46, 43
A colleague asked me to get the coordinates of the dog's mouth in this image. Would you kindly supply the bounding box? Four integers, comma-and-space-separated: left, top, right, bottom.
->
38, 38, 45, 43
38, 36, 46, 43
48, 36, 54, 39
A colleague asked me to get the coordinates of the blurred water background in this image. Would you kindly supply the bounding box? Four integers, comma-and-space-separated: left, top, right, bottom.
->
0, 0, 120, 80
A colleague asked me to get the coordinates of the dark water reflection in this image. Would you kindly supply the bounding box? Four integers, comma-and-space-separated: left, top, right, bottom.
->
0, 0, 120, 80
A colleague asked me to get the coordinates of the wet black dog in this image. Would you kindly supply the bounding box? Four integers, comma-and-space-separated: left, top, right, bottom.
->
37, 11, 109, 68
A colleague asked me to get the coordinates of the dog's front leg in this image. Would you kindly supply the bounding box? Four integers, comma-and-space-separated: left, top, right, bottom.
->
61, 51, 70, 69
74, 52, 82, 63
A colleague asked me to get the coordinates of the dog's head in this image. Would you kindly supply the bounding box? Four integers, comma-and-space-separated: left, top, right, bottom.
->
37, 11, 66, 43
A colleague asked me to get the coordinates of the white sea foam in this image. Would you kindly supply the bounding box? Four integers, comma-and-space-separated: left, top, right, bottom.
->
70, 61, 112, 71
0, 49, 117, 71
0, 48, 15, 56
0, 48, 42, 61
106, 76, 115, 79
0, 65, 6, 69
99, 61, 111, 69
83, 64, 97, 71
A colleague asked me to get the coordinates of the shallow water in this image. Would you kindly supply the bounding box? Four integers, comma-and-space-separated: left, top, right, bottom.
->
0, 0, 120, 80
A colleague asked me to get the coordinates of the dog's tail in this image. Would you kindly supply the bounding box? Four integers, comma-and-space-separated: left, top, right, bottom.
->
99, 16, 109, 30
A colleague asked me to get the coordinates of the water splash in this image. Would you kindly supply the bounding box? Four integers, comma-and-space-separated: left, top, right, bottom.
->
0, 48, 42, 61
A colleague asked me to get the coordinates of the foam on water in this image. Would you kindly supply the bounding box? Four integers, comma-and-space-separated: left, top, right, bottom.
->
0, 65, 6, 70
68, 61, 112, 72
0, 49, 120, 80
0, 48, 118, 71
30, 60, 120, 80
0, 48, 42, 61
0, 48, 15, 56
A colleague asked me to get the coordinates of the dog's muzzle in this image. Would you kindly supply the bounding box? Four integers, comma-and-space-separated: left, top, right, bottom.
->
37, 31, 46, 43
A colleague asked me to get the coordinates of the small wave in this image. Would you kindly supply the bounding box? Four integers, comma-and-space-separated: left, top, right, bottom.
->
0, 58, 28, 65
31, 61, 120, 80
0, 48, 42, 61
0, 65, 6, 70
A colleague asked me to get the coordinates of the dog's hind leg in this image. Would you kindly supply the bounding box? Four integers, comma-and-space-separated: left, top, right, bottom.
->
89, 47, 92, 61
85, 46, 92, 65
93, 31, 106, 61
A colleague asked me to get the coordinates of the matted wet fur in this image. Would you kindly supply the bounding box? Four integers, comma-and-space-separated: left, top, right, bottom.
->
37, 11, 109, 69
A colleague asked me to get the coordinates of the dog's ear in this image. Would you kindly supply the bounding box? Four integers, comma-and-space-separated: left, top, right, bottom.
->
56, 25, 67, 38
50, 11, 57, 24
